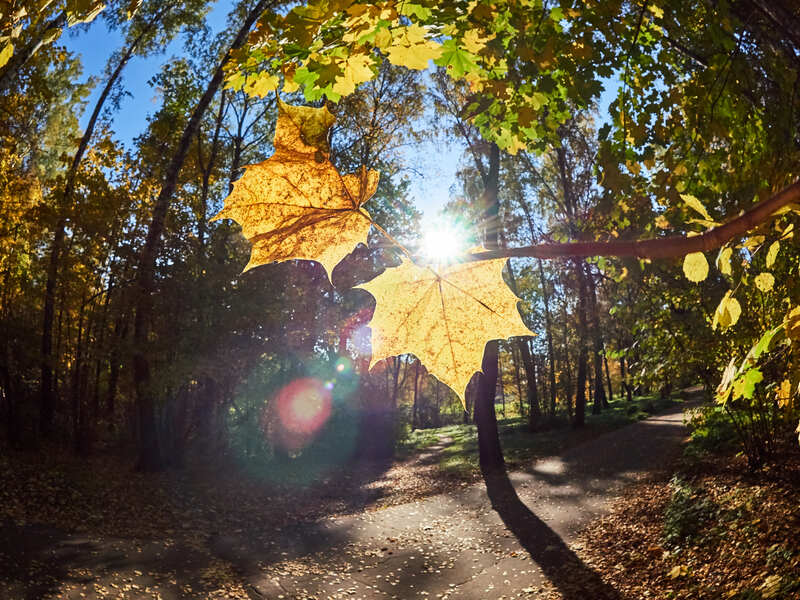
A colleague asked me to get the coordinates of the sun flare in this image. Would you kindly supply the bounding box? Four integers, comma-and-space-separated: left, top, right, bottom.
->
421, 222, 466, 262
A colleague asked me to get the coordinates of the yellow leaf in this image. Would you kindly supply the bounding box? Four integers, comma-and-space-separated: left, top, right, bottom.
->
784, 306, 800, 341
712, 291, 741, 330
716, 358, 737, 403
740, 235, 765, 251
461, 29, 494, 54
212, 101, 378, 279
386, 24, 442, 69
244, 73, 279, 97
668, 565, 688, 579
0, 42, 13, 69
754, 272, 774, 292
680, 193, 712, 221
357, 254, 533, 404
765, 240, 779, 268
683, 252, 708, 282
373, 27, 392, 48
125, 0, 142, 19
332, 52, 375, 96
759, 574, 783, 599
649, 4, 664, 18
396, 23, 429, 45
717, 246, 732, 276
776, 379, 792, 408
654, 215, 670, 229
386, 40, 442, 69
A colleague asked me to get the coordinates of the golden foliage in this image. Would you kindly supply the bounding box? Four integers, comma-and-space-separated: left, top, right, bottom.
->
357, 255, 533, 404
212, 100, 378, 278
683, 252, 708, 282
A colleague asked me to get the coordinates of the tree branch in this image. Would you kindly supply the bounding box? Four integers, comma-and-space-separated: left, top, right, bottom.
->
464, 181, 800, 261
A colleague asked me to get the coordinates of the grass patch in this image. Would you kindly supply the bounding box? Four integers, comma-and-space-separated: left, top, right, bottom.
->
399, 393, 684, 478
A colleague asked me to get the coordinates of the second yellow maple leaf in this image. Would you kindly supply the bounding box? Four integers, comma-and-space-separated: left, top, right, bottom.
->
358, 255, 534, 404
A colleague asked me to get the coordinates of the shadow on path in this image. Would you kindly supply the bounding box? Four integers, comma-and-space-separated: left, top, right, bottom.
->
482, 467, 621, 600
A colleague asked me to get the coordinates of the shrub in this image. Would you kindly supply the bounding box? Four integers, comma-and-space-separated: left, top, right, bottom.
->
662, 477, 719, 549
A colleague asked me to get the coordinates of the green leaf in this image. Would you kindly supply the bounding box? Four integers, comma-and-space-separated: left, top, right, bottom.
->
399, 3, 432, 20
683, 252, 708, 282
751, 325, 784, 361
732, 368, 763, 401
435, 39, 479, 78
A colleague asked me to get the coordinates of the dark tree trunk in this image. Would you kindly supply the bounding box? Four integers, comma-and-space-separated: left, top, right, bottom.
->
620, 348, 634, 403
475, 340, 504, 471
131, 0, 272, 471
498, 351, 506, 418
39, 21, 156, 439
472, 143, 505, 474
411, 359, 420, 431
511, 346, 524, 416
559, 301, 574, 418
537, 260, 558, 418
503, 260, 540, 427
573, 260, 589, 428
523, 342, 540, 432
603, 352, 614, 402
586, 264, 607, 413
71, 296, 87, 454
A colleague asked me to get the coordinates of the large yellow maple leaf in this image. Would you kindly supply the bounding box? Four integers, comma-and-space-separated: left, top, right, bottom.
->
212, 100, 378, 278
357, 255, 534, 403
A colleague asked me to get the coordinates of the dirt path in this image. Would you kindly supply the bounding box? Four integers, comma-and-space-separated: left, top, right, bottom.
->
0, 407, 690, 599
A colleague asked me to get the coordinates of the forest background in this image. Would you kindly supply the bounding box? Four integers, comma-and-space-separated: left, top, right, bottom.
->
0, 0, 799, 481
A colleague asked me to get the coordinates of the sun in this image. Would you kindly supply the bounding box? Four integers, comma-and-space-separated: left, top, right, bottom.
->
420, 221, 467, 262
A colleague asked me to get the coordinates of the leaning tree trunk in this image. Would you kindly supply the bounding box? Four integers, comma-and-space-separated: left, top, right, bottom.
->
131, 0, 272, 471
39, 20, 158, 439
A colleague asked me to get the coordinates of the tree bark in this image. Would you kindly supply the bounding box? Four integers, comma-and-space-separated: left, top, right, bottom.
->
511, 346, 524, 416
559, 300, 574, 418
586, 264, 607, 413
573, 260, 589, 427
411, 359, 420, 431
523, 341, 540, 431
472, 143, 505, 474
462, 180, 800, 262
131, 0, 272, 471
603, 351, 614, 402
503, 259, 540, 427
537, 260, 558, 418
39, 19, 157, 439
